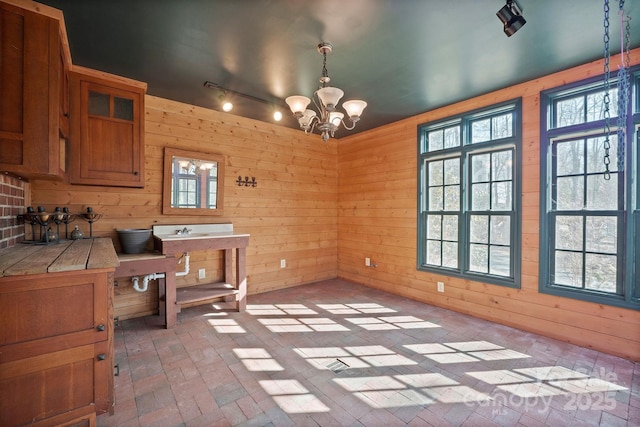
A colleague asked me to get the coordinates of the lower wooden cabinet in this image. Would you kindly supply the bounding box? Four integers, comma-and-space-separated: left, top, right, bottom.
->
0, 269, 114, 427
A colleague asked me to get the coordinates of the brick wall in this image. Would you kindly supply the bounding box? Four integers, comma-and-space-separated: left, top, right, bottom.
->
0, 174, 27, 248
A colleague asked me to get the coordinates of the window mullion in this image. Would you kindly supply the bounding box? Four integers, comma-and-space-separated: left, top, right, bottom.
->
616, 211, 625, 295
462, 139, 472, 275
580, 213, 587, 290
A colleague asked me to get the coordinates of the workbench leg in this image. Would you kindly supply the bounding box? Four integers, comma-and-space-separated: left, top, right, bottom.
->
165, 262, 177, 328
236, 247, 246, 311
224, 249, 233, 284
159, 277, 166, 322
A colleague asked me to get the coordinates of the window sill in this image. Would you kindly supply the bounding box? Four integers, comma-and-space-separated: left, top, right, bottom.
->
540, 284, 640, 311
417, 265, 521, 289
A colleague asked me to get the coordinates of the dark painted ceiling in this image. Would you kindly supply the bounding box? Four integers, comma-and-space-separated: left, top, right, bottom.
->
41, 0, 640, 138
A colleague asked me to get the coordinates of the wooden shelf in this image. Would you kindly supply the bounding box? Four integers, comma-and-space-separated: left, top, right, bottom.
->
176, 282, 238, 305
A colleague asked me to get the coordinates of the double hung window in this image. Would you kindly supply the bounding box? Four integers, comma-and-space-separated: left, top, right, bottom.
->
540, 68, 639, 309
418, 100, 522, 288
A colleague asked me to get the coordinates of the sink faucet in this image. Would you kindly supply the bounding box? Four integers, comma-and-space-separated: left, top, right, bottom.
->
176, 227, 192, 235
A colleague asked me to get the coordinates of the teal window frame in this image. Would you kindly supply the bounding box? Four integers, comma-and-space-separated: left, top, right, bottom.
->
539, 68, 640, 310
417, 99, 522, 288
206, 173, 218, 209
172, 169, 199, 209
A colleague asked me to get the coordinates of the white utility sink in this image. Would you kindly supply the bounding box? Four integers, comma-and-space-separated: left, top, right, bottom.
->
152, 223, 248, 241
156, 232, 210, 239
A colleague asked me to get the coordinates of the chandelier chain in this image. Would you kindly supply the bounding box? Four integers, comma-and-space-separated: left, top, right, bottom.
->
624, 14, 631, 67
603, 0, 611, 180
616, 5, 631, 173
321, 51, 329, 87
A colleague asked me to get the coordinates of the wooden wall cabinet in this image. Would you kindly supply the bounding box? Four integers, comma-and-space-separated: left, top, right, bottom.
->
0, 1, 69, 180
69, 67, 146, 188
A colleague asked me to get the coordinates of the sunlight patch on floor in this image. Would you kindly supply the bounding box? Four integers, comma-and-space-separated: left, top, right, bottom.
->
258, 317, 350, 332
206, 318, 246, 333
233, 348, 284, 371
259, 379, 329, 414
333, 375, 407, 392
333, 373, 491, 408
354, 389, 434, 408
345, 315, 440, 331
298, 317, 350, 332
467, 365, 628, 399
405, 340, 529, 364
316, 303, 397, 314
294, 345, 417, 370
247, 304, 318, 315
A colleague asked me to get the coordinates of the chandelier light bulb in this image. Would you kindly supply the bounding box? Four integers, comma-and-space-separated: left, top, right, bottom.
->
273, 110, 283, 121
316, 87, 344, 110
342, 100, 367, 121
222, 101, 233, 112
329, 111, 344, 127
298, 109, 317, 129
285, 96, 311, 116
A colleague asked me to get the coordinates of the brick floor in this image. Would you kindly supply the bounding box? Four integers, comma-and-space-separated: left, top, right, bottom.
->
98, 279, 639, 426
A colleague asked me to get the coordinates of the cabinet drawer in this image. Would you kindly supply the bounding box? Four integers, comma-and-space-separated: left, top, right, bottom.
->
0, 271, 109, 362
0, 341, 109, 427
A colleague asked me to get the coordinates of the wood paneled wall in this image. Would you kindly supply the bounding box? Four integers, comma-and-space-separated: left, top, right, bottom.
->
31, 96, 338, 319
337, 49, 640, 361
29, 50, 639, 361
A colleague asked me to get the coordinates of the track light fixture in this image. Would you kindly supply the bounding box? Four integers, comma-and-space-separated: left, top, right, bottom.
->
203, 81, 281, 121
497, 0, 526, 37
218, 91, 233, 112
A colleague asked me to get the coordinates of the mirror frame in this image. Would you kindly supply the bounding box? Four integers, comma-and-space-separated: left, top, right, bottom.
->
162, 147, 226, 216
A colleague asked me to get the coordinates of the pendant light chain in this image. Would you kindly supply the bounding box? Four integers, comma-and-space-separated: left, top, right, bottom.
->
603, 0, 612, 180
616, 0, 631, 173
321, 50, 329, 88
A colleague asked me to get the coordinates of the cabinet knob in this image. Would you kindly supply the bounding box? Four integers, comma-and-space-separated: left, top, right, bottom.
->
97, 324, 105, 331
97, 354, 106, 361
133, 171, 139, 175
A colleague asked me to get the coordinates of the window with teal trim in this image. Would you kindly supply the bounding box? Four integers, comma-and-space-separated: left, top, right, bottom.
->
540, 68, 639, 310
417, 100, 521, 288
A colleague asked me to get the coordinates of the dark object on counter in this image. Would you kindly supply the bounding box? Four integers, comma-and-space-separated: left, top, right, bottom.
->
117, 229, 152, 254
70, 226, 84, 240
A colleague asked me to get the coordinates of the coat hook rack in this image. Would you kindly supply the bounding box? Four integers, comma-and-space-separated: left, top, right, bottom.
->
236, 176, 257, 187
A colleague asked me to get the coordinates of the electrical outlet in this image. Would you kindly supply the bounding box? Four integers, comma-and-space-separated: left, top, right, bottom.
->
198, 268, 206, 279
437, 281, 444, 293
280, 259, 286, 268
365, 257, 371, 267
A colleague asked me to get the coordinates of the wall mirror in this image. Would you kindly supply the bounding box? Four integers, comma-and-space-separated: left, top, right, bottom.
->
162, 147, 225, 215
